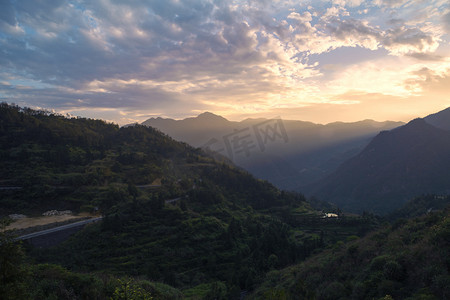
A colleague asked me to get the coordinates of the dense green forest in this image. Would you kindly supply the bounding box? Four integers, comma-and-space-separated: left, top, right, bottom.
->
0, 102, 306, 214
388, 194, 450, 221
1, 103, 448, 299
0, 103, 376, 297
1, 216, 181, 300
250, 206, 450, 299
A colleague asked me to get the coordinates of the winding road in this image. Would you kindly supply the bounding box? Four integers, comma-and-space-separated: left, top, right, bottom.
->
14, 217, 103, 241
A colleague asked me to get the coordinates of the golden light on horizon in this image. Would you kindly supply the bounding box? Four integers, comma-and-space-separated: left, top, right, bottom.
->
1, 0, 449, 125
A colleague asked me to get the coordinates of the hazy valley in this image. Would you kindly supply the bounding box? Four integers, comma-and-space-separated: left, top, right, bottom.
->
142, 113, 403, 191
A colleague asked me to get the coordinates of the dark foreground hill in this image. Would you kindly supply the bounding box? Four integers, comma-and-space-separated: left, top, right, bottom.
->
250, 205, 450, 299
305, 116, 450, 214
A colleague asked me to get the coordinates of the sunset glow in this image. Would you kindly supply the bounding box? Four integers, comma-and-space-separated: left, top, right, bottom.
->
1, 0, 449, 124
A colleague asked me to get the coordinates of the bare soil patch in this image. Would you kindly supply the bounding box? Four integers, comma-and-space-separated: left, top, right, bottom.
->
4, 212, 95, 231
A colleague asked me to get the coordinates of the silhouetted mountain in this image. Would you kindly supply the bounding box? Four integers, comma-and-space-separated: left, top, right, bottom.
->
196, 111, 229, 122
143, 113, 403, 190
306, 118, 450, 214
424, 106, 450, 130
142, 112, 233, 146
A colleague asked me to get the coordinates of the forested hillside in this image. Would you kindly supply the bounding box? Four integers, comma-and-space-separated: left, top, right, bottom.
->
1, 103, 377, 298
250, 206, 450, 299
2, 103, 448, 299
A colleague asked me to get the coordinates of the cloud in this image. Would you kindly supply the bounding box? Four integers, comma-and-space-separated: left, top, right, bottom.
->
0, 1, 15, 26
443, 11, 450, 33
347, 0, 364, 7
331, 0, 364, 8
324, 17, 381, 50
405, 67, 450, 94
406, 53, 445, 61
2, 1, 314, 84
0, 0, 449, 124
287, 11, 312, 23
290, 13, 384, 54
0, 0, 24, 35
374, 0, 407, 8
382, 27, 440, 55
0, 0, 328, 120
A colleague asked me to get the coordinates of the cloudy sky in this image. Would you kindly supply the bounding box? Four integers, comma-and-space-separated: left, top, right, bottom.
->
1, 0, 449, 124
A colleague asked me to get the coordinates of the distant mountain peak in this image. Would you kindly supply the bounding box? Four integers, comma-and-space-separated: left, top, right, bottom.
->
142, 112, 229, 127
195, 112, 228, 121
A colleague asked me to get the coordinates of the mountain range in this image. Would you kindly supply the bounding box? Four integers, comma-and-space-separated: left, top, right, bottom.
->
1, 103, 384, 298
2, 103, 450, 299
143, 113, 403, 190
305, 107, 450, 214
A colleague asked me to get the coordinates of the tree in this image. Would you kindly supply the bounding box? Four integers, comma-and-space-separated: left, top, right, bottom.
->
0, 218, 29, 299
111, 278, 153, 300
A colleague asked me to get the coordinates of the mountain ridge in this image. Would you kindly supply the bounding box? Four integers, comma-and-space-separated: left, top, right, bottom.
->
142, 113, 403, 190
424, 106, 450, 130
305, 115, 450, 214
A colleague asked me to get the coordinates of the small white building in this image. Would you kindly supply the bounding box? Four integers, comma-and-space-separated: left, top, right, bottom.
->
323, 213, 338, 218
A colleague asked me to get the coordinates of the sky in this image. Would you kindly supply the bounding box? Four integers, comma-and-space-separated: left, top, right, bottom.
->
1, 0, 449, 125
